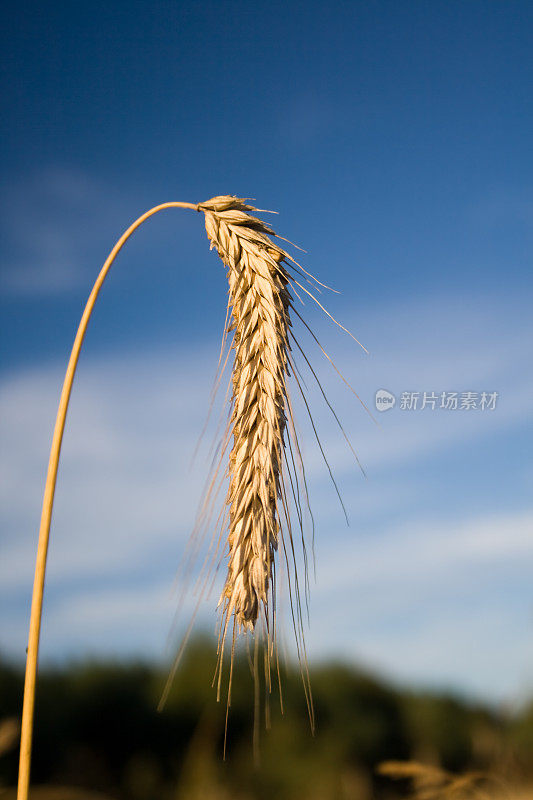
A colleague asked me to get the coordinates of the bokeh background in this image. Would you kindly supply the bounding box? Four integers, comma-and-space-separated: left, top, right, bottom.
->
1, 1, 532, 797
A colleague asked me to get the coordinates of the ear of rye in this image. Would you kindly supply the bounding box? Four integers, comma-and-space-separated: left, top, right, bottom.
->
199, 196, 292, 643
192, 195, 361, 733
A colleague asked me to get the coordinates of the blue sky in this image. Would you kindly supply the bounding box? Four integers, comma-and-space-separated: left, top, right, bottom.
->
1, 1, 532, 706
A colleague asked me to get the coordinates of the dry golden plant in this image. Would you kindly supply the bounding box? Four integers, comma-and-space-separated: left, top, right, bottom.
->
199, 195, 344, 715
377, 760, 509, 800
161, 196, 368, 735
18, 195, 364, 797
0, 717, 20, 758
203, 196, 291, 639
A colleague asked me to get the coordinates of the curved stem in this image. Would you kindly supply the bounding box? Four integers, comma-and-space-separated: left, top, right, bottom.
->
17, 200, 199, 800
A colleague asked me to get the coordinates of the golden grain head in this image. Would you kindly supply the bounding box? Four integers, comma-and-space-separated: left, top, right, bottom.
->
199, 196, 291, 640
182, 195, 366, 726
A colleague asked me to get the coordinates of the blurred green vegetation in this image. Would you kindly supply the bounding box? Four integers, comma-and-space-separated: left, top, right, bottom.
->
1, 637, 531, 799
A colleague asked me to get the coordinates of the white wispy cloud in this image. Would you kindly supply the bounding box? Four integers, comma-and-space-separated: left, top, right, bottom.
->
0, 167, 130, 295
